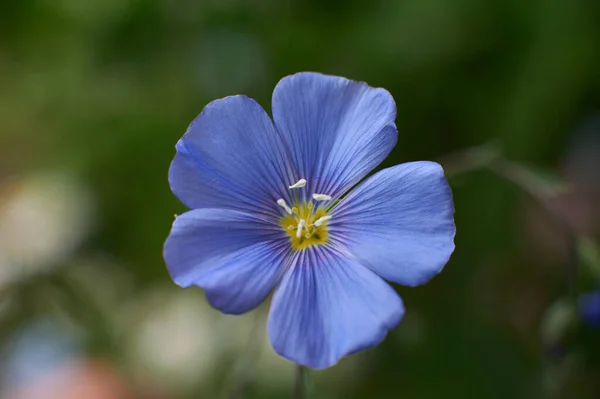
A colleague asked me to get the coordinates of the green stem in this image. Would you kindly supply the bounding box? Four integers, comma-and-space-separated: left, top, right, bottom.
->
224, 307, 266, 399
293, 365, 308, 399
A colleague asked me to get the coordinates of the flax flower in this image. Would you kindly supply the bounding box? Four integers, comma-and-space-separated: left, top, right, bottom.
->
164, 72, 455, 368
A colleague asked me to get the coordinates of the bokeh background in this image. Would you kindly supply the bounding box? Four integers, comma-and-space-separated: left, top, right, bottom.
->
1, 0, 600, 398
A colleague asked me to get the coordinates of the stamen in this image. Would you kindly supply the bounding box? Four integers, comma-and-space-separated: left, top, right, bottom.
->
287, 225, 294, 230
312, 193, 332, 201
296, 219, 305, 239
277, 199, 292, 214
305, 233, 311, 239
292, 207, 298, 214
314, 215, 332, 226
288, 179, 307, 189
307, 202, 314, 209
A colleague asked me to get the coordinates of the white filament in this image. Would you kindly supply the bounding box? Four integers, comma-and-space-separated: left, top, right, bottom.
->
296, 219, 305, 239
312, 193, 332, 201
288, 179, 307, 189
277, 199, 292, 214
314, 215, 331, 227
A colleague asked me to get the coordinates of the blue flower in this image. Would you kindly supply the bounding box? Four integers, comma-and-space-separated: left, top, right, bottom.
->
164, 72, 456, 369
580, 289, 600, 329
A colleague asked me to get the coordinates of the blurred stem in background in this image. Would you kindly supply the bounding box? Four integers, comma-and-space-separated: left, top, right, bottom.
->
441, 142, 584, 398
487, 158, 580, 302
442, 142, 579, 300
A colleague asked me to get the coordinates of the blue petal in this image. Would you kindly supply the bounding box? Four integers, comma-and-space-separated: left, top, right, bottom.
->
164, 208, 289, 314
267, 246, 404, 369
169, 95, 294, 216
271, 72, 397, 200
331, 161, 455, 287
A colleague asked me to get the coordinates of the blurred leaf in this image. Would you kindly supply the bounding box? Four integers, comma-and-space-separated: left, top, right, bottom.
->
578, 237, 600, 280
540, 299, 578, 346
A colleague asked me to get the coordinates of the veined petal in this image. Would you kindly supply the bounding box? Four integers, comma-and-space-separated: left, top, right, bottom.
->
272, 72, 397, 200
164, 208, 288, 314
199, 241, 291, 314
169, 95, 293, 216
268, 246, 404, 369
331, 161, 455, 287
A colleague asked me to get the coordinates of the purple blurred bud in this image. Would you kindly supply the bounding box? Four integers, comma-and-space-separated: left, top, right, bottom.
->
580, 290, 600, 329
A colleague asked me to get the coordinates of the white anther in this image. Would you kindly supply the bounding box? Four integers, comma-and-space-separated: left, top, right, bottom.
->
312, 193, 332, 201
314, 215, 332, 226
288, 179, 307, 189
277, 199, 292, 214
296, 219, 305, 239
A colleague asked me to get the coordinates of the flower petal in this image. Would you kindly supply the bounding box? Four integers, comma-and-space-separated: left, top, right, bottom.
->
164, 208, 289, 314
331, 161, 455, 287
271, 72, 397, 200
169, 95, 293, 216
267, 246, 404, 369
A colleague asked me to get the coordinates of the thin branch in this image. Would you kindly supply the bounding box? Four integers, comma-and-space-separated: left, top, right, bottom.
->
440, 143, 580, 301
487, 158, 579, 301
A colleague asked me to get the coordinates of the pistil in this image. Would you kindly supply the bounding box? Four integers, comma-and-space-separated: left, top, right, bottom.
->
296, 219, 305, 239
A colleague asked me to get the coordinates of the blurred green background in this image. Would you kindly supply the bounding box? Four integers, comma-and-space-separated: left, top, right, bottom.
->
1, 0, 600, 398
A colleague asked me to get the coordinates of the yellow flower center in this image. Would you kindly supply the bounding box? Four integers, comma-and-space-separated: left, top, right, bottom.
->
279, 201, 330, 251
276, 179, 333, 251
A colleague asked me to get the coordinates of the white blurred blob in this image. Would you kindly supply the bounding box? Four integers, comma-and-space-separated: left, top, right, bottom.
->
192, 29, 268, 98
120, 287, 372, 394
219, 309, 293, 390
119, 288, 221, 393
221, 305, 373, 393
120, 288, 291, 393
0, 172, 93, 287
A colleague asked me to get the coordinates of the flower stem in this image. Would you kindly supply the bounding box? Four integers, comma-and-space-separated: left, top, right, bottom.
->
293, 365, 308, 399
223, 306, 267, 399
